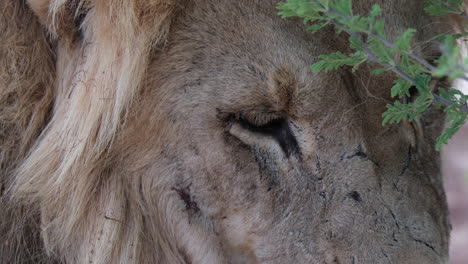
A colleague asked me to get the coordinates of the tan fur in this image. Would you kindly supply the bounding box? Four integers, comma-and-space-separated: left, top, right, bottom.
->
0, 0, 459, 263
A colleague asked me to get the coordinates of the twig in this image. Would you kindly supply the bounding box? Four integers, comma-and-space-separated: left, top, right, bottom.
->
313, 0, 468, 113
316, 0, 468, 82
435, 0, 468, 20
433, 94, 468, 112
330, 19, 468, 113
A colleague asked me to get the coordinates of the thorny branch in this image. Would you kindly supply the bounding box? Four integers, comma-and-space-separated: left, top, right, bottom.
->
435, 0, 468, 20
318, 0, 468, 81
317, 1, 468, 113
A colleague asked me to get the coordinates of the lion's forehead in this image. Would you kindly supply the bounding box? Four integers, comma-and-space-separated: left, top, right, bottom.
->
154, 0, 443, 122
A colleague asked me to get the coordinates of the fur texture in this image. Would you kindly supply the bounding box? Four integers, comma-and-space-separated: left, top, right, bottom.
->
0, 0, 459, 263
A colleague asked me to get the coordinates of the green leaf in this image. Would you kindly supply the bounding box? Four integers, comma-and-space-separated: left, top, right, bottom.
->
369, 4, 382, 19
382, 101, 411, 125
334, 0, 353, 16
350, 52, 368, 71
424, 0, 463, 16
449, 88, 465, 97
383, 97, 432, 126
436, 114, 466, 150
307, 22, 330, 32
398, 55, 427, 78
372, 68, 388, 75
344, 16, 370, 33
349, 36, 364, 51
408, 95, 431, 120
391, 78, 413, 98
435, 32, 468, 42
368, 36, 393, 64
372, 20, 385, 37
395, 28, 417, 53
414, 74, 432, 96
318, 0, 330, 9
277, 0, 324, 21
433, 36, 461, 79
311, 51, 367, 72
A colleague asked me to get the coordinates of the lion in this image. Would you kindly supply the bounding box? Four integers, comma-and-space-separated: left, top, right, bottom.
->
0, 0, 456, 263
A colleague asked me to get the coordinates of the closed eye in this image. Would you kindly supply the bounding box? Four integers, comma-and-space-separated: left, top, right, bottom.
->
237, 113, 285, 135
230, 112, 300, 157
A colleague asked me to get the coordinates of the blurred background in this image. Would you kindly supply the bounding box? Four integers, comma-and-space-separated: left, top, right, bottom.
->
443, 124, 468, 264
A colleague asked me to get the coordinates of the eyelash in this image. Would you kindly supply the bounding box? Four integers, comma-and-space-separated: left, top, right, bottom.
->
235, 112, 284, 132
238, 116, 284, 134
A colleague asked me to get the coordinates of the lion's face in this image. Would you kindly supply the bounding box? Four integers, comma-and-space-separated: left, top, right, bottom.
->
7, 0, 451, 263
115, 1, 450, 263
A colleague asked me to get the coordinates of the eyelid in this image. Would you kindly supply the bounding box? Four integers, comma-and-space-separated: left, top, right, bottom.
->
238, 111, 283, 127
229, 122, 278, 148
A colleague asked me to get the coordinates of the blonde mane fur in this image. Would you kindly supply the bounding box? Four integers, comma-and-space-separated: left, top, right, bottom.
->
1, 0, 179, 262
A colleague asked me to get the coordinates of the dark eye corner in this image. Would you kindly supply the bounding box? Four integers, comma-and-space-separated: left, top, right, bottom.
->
239, 115, 282, 133
232, 111, 286, 134
225, 110, 300, 157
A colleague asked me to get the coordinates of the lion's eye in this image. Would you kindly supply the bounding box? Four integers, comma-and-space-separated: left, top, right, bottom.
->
236, 112, 284, 133
229, 111, 300, 157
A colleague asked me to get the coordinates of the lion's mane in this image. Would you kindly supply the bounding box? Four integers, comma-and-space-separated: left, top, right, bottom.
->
1, 1, 180, 263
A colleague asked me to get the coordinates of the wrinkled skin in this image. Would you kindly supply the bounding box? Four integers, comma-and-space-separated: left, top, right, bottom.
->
131, 1, 450, 263
0, 0, 451, 263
